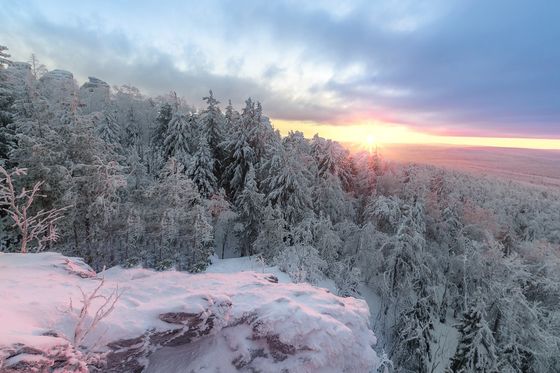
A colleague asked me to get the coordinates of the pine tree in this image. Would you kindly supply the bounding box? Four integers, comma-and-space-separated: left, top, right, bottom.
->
235, 165, 264, 256
123, 105, 140, 154
312, 173, 351, 224
0, 52, 15, 164
449, 298, 498, 373
0, 46, 11, 69
223, 110, 255, 199
152, 102, 173, 151
201, 90, 223, 163
224, 99, 239, 132
189, 204, 214, 272
392, 297, 435, 373
264, 149, 312, 225
312, 213, 342, 269
253, 203, 287, 261
275, 242, 326, 285
163, 112, 194, 165
97, 110, 121, 146
188, 134, 217, 198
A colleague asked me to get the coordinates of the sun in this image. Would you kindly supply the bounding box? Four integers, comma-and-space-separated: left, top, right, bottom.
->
365, 134, 377, 152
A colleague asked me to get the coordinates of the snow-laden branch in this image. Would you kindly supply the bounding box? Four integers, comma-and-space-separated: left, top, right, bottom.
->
0, 165, 70, 253
72, 275, 123, 347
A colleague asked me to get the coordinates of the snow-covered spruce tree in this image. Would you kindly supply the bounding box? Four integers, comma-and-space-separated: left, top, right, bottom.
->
123, 206, 144, 267
275, 219, 326, 285
245, 99, 267, 163
235, 165, 264, 256
312, 213, 342, 272
189, 204, 214, 272
97, 109, 122, 146
356, 221, 388, 284
119, 98, 140, 151
0, 45, 12, 68
253, 202, 287, 261
200, 90, 224, 173
223, 101, 255, 199
112, 84, 156, 163
145, 158, 214, 271
312, 172, 353, 224
152, 102, 173, 151
163, 111, 195, 165
188, 134, 217, 198
331, 258, 361, 297
364, 194, 403, 235
157, 207, 181, 270
0, 53, 16, 165
60, 117, 126, 265
448, 297, 498, 373
224, 99, 239, 134
82, 160, 127, 263
275, 243, 326, 284
313, 136, 354, 190
262, 143, 312, 225
487, 252, 560, 372
126, 148, 149, 192
391, 296, 435, 373
384, 203, 427, 296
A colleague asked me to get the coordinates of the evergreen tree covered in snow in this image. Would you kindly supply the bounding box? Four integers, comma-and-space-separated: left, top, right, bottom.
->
392, 297, 435, 373
0, 46, 12, 68
152, 102, 173, 152
449, 298, 498, 372
200, 90, 223, 167
263, 144, 312, 224
235, 165, 263, 256
97, 110, 122, 146
188, 134, 217, 198
0, 48, 15, 165
253, 203, 287, 261
163, 111, 194, 165
223, 101, 255, 199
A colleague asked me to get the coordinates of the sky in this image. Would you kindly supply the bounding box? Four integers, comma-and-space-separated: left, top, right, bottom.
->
1, 0, 559, 148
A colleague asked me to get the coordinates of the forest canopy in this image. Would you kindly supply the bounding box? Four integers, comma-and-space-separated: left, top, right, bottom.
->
1, 48, 559, 372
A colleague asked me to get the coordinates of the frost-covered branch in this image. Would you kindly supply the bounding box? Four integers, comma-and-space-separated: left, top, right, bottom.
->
73, 276, 123, 347
0, 166, 69, 253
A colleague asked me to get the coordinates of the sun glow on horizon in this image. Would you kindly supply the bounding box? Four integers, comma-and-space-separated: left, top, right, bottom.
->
365, 134, 378, 153
271, 119, 560, 151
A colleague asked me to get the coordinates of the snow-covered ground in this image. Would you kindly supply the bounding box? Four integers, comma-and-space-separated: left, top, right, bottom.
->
0, 252, 380, 372
207, 254, 339, 293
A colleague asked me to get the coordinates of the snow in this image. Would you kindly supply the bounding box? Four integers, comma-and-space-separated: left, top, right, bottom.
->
0, 252, 380, 372
430, 319, 459, 373
208, 254, 339, 293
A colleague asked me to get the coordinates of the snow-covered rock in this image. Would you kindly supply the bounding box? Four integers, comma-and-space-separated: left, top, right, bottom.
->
80, 77, 110, 92
40, 69, 74, 82
0, 253, 380, 372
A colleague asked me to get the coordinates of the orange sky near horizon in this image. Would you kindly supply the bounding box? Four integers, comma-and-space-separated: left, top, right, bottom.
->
272, 119, 560, 150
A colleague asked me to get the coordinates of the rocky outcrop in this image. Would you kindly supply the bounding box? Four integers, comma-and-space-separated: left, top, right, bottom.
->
99, 298, 234, 373
80, 77, 110, 92
0, 340, 88, 373
0, 253, 379, 372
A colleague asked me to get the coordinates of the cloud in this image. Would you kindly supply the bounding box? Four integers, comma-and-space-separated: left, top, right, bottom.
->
1, 0, 559, 137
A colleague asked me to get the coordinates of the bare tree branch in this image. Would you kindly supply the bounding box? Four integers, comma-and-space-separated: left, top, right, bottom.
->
0, 165, 70, 253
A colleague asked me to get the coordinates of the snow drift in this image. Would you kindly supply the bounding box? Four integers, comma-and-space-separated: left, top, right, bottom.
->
0, 252, 379, 372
